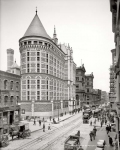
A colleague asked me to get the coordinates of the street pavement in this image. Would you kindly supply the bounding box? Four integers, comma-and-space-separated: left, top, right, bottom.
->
83, 117, 116, 150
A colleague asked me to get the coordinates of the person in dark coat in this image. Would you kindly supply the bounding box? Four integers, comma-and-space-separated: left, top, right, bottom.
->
93, 126, 97, 136
108, 136, 113, 146
106, 125, 109, 134
43, 123, 45, 132
89, 131, 93, 141
39, 119, 41, 126
109, 124, 111, 132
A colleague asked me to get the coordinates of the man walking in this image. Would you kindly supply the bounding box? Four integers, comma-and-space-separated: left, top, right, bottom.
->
43, 123, 45, 132
93, 126, 97, 137
89, 131, 93, 141
39, 119, 41, 126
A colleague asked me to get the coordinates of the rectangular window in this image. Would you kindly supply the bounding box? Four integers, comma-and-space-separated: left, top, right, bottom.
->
37, 69, 40, 73
37, 57, 40, 61
45, 43, 47, 47
39, 41, 42, 45
27, 57, 29, 61
76, 77, 79, 81
27, 91, 30, 100
34, 41, 37, 44
28, 41, 31, 44
37, 52, 40, 56
24, 42, 27, 45
27, 52, 29, 56
27, 69, 29, 73
37, 80, 40, 89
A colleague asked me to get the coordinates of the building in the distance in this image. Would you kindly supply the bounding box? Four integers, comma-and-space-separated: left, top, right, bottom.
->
0, 49, 21, 136
76, 65, 101, 107
101, 91, 109, 104
76, 64, 86, 107
19, 11, 76, 118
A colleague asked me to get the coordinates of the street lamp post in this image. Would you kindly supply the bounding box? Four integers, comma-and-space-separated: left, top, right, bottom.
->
58, 102, 59, 121
31, 99, 35, 117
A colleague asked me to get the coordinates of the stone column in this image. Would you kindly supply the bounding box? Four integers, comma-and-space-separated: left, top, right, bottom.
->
61, 100, 63, 113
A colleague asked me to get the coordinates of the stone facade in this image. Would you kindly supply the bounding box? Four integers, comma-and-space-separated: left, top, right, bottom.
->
110, 0, 120, 147
19, 12, 76, 117
76, 65, 101, 106
0, 70, 21, 135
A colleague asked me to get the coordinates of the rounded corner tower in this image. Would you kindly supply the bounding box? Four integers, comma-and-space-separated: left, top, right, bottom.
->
19, 11, 70, 118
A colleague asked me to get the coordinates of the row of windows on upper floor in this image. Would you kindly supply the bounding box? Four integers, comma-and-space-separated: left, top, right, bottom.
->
0, 95, 19, 105
76, 77, 92, 81
0, 80, 19, 90
20, 41, 51, 47
20, 41, 63, 57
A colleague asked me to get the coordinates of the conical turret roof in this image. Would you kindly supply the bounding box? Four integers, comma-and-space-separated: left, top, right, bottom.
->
23, 13, 51, 39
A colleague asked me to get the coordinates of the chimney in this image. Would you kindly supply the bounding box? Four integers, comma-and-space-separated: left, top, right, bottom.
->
7, 49, 14, 71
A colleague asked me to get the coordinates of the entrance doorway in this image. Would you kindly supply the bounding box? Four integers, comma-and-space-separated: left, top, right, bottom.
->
10, 111, 14, 125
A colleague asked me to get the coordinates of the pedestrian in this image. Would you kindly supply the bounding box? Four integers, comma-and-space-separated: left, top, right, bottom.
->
105, 119, 107, 125
89, 131, 93, 141
43, 117, 44, 122
33, 118, 36, 125
48, 123, 51, 130
43, 123, 45, 132
92, 131, 95, 140
93, 126, 97, 136
100, 121, 103, 127
90, 121, 92, 126
108, 136, 113, 146
106, 125, 109, 134
39, 119, 41, 126
109, 124, 111, 132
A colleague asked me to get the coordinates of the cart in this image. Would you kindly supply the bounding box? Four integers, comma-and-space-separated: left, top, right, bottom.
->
9, 122, 31, 140
0, 133, 9, 147
18, 122, 31, 139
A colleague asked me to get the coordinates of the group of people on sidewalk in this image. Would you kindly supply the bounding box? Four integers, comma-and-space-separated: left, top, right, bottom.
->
89, 126, 97, 141
89, 109, 119, 150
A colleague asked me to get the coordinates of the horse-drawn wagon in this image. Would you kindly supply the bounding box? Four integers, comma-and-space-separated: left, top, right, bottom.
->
9, 122, 31, 140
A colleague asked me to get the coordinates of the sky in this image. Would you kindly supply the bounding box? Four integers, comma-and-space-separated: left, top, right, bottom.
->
0, 0, 115, 92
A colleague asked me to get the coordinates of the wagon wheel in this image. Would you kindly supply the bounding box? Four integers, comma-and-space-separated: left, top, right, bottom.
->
22, 132, 26, 139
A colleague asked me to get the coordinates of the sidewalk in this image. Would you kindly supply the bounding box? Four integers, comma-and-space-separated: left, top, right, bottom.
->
19, 113, 76, 133
81, 117, 116, 150
85, 126, 116, 150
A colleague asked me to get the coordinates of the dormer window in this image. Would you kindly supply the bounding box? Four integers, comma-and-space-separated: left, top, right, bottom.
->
34, 41, 37, 44
28, 41, 31, 44
45, 43, 47, 47
24, 42, 27, 45
39, 41, 42, 45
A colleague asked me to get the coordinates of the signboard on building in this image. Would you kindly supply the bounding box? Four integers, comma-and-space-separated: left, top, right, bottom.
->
22, 109, 25, 114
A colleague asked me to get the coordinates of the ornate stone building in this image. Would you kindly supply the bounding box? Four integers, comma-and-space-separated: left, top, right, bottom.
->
76, 65, 100, 106
19, 11, 76, 117
109, 49, 116, 107
110, 0, 120, 147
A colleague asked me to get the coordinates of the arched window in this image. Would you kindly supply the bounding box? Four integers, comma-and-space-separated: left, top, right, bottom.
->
16, 96, 19, 105
10, 96, 14, 105
4, 96, 8, 105
76, 95, 79, 100
10, 81, 14, 90
4, 80, 7, 89
16, 82, 19, 90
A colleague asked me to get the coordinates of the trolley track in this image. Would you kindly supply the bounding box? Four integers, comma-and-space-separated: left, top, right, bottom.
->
14, 114, 82, 150
38, 121, 83, 150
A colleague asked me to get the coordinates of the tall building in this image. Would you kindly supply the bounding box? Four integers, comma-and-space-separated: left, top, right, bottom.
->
76, 65, 100, 106
0, 71, 21, 135
19, 11, 76, 118
109, 49, 116, 104
85, 72, 94, 105
110, 0, 120, 148
76, 64, 86, 107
